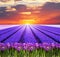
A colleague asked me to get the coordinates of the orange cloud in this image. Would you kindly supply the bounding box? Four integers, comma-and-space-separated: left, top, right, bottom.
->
6, 6, 16, 12
0, 2, 60, 24
19, 12, 31, 15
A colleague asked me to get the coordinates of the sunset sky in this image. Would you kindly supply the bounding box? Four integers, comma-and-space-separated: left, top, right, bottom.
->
0, 0, 60, 24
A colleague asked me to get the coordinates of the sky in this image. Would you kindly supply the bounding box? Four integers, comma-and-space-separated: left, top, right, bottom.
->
0, 0, 60, 6
0, 0, 60, 24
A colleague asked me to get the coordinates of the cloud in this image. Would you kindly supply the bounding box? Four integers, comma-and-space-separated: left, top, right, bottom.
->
0, 4, 27, 20
41, 2, 60, 11
37, 2, 60, 24
0, 0, 15, 6
0, 0, 10, 2
44, 16, 60, 24
0, 2, 60, 24
0, 0, 60, 7
5, 6, 16, 12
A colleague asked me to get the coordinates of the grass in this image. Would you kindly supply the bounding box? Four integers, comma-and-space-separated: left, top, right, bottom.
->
0, 48, 60, 57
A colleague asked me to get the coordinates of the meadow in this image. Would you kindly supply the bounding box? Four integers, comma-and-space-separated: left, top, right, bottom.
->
0, 43, 60, 57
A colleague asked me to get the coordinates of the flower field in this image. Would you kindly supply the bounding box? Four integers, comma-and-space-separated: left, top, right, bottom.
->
0, 0, 60, 56
0, 43, 60, 57
0, 25, 60, 57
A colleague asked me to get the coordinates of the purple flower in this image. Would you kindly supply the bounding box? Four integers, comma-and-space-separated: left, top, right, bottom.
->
12, 43, 22, 51
42, 43, 52, 51
0, 43, 60, 51
55, 43, 60, 48
22, 43, 35, 51
35, 43, 39, 48
6, 43, 11, 49
51, 43, 55, 48
0, 43, 7, 51
15, 46, 22, 51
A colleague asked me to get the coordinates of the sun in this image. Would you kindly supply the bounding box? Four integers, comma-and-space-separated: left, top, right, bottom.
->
20, 19, 36, 25
20, 12, 31, 15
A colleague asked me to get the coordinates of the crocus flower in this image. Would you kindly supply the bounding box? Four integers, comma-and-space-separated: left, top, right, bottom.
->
15, 46, 22, 51
35, 43, 39, 48
6, 43, 11, 49
51, 43, 55, 48
0, 43, 7, 51
12, 43, 22, 51
42, 43, 52, 51
55, 43, 60, 48
22, 43, 35, 51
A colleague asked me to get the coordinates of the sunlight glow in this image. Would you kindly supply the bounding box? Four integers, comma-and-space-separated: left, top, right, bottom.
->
20, 12, 31, 15
21, 19, 36, 25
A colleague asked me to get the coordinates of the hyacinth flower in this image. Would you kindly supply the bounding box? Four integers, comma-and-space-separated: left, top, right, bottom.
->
55, 43, 60, 48
22, 43, 35, 51
37, 43, 51, 51
0, 43, 7, 51
5, 43, 11, 49
34, 43, 40, 49
0, 43, 60, 57
12, 43, 22, 51
0, 43, 60, 51
42, 43, 52, 51
51, 43, 56, 48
